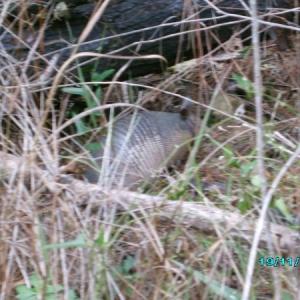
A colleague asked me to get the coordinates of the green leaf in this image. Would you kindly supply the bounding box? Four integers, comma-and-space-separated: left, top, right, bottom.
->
15, 285, 36, 300
85, 100, 102, 117
95, 87, 102, 100
173, 261, 242, 299
123, 256, 135, 273
46, 284, 64, 294
240, 161, 256, 178
62, 87, 88, 97
238, 192, 253, 213
91, 69, 115, 83
43, 234, 86, 250
238, 46, 251, 59
16, 285, 30, 294
71, 112, 90, 134
232, 73, 253, 98
280, 290, 295, 300
68, 289, 79, 300
44, 295, 57, 300
250, 175, 262, 188
223, 146, 234, 161
87, 142, 102, 151
275, 198, 293, 223
30, 273, 42, 290
96, 229, 106, 248
232, 74, 251, 91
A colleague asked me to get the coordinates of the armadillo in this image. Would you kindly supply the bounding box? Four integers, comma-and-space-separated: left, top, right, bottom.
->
84, 108, 198, 190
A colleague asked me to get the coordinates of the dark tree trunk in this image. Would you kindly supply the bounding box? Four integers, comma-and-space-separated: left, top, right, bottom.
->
2, 0, 294, 79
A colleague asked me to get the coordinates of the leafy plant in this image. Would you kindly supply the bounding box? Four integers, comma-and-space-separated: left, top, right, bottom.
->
15, 273, 78, 300
16, 235, 87, 299
62, 69, 115, 130
232, 73, 254, 99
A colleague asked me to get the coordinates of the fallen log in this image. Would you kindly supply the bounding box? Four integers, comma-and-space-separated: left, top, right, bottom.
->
0, 150, 299, 256
1, 0, 294, 79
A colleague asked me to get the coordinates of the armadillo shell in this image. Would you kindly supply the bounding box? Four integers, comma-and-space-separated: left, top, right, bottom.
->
85, 110, 197, 190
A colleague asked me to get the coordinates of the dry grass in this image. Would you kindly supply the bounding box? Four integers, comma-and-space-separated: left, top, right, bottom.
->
0, 1, 300, 299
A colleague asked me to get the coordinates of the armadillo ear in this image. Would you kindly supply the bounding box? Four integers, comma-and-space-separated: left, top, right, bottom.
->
179, 99, 192, 120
